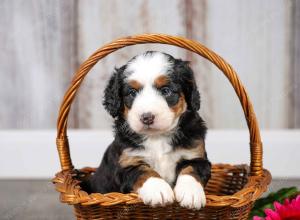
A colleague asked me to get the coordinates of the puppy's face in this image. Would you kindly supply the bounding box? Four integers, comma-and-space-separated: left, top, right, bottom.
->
124, 53, 186, 135
103, 51, 200, 136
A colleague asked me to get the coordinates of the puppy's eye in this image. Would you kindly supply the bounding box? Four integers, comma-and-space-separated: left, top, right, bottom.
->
129, 89, 138, 97
161, 87, 172, 97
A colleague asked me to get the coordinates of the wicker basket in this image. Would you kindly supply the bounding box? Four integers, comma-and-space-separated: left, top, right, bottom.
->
53, 34, 271, 220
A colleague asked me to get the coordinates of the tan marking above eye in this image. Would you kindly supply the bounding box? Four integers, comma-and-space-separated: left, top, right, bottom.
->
128, 80, 143, 90
154, 75, 169, 88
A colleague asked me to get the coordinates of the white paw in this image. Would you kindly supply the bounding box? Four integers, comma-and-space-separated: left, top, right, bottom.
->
137, 177, 174, 206
174, 175, 206, 210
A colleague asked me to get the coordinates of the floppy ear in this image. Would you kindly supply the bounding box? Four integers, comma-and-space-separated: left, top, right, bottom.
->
103, 66, 125, 118
174, 60, 200, 111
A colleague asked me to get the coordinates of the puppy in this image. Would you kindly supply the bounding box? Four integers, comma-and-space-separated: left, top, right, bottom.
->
84, 51, 211, 210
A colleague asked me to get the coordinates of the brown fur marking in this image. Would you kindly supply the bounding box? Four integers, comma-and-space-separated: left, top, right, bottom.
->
180, 166, 194, 175
119, 151, 161, 192
179, 165, 204, 186
123, 105, 129, 118
154, 75, 169, 88
171, 93, 187, 117
190, 139, 206, 158
132, 167, 161, 192
177, 139, 206, 186
128, 80, 142, 90
119, 152, 146, 168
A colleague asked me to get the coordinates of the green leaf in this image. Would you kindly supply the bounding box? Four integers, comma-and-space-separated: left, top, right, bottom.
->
249, 187, 299, 218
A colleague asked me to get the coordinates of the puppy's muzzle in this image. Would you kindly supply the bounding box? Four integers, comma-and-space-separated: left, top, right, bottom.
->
140, 112, 155, 125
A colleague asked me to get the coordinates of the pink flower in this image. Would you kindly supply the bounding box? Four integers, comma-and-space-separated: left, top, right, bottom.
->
253, 195, 300, 220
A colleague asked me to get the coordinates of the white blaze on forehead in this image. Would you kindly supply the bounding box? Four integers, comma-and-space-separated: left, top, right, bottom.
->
125, 52, 178, 135
126, 52, 172, 85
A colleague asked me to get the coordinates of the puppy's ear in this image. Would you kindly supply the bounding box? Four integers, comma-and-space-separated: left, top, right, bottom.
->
174, 60, 200, 111
103, 66, 125, 118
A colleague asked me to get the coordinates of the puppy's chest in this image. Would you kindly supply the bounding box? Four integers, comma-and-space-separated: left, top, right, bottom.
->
127, 137, 194, 184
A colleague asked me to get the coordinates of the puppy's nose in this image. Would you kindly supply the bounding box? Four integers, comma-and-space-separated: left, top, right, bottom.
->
140, 112, 155, 125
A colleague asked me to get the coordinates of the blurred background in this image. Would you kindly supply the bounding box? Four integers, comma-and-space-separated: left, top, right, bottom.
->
1, 0, 299, 130
0, 0, 299, 219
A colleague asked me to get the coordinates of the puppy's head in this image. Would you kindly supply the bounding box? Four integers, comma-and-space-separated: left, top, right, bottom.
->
103, 51, 200, 135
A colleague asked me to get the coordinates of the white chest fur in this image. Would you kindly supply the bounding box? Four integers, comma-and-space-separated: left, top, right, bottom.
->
125, 136, 200, 184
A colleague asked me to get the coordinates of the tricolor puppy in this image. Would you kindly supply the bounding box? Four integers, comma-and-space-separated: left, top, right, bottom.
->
84, 51, 211, 210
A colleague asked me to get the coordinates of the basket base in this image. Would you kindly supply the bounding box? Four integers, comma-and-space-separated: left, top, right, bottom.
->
53, 164, 271, 220
73, 203, 253, 220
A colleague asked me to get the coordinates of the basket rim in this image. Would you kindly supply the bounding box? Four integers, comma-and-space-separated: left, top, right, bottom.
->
52, 163, 271, 208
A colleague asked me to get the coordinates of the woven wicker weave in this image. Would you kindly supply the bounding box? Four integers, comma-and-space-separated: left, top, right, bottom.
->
52, 34, 271, 220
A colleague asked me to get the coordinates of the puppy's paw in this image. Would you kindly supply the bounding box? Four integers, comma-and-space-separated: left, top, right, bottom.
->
137, 177, 174, 206
174, 175, 206, 210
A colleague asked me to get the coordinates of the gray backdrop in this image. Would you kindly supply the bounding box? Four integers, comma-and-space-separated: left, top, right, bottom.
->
0, 0, 299, 129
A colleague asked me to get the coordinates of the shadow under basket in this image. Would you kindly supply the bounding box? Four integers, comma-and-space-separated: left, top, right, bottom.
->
52, 34, 271, 220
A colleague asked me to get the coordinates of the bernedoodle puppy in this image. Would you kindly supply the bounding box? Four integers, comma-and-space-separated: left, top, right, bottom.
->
83, 51, 211, 210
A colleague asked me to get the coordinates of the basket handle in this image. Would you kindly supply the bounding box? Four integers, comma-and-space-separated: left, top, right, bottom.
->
56, 34, 263, 176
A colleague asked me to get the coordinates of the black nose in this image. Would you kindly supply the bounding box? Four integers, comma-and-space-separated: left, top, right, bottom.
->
140, 112, 155, 125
